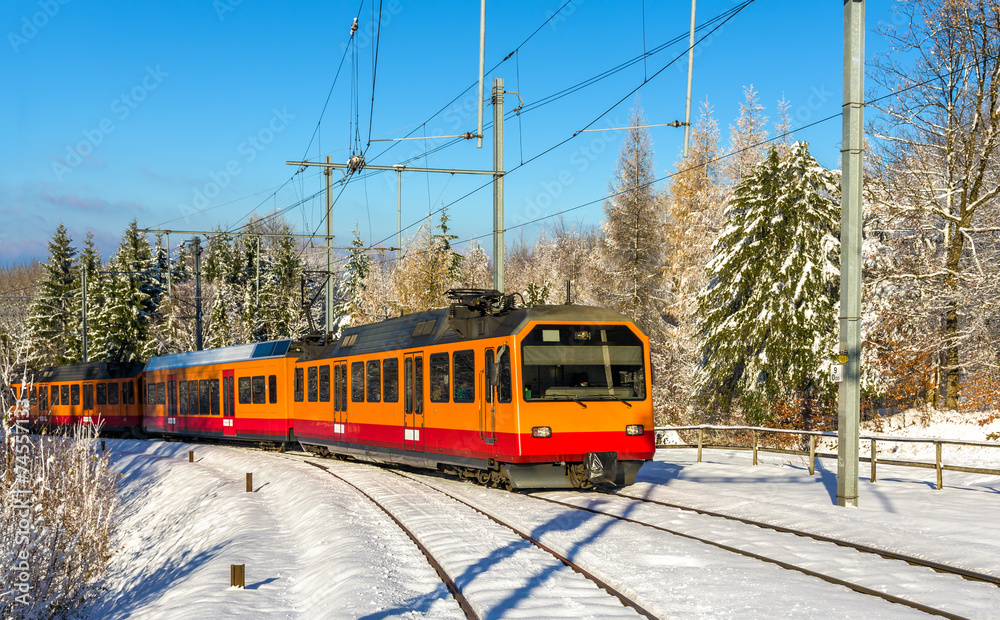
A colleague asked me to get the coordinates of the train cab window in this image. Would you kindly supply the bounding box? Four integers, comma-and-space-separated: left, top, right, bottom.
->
519, 325, 646, 402
251, 376, 266, 404
108, 383, 119, 405
382, 358, 399, 403
366, 360, 381, 402
156, 382, 166, 406
71, 384, 81, 406
294, 368, 304, 403
52, 385, 59, 406
453, 350, 475, 403
210, 379, 220, 415
429, 353, 449, 403
319, 366, 330, 403
268, 375, 277, 404
179, 382, 188, 415
351, 362, 365, 403
96, 383, 107, 406
308, 367, 318, 402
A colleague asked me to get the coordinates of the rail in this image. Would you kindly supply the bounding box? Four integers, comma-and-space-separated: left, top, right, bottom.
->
655, 425, 1000, 490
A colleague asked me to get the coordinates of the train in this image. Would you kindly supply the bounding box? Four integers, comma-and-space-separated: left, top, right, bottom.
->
8, 290, 655, 489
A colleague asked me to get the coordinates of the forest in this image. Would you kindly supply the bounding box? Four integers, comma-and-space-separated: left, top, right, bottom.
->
3, 0, 999, 430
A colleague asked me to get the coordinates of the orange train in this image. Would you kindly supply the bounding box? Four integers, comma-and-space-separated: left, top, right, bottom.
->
10, 291, 655, 489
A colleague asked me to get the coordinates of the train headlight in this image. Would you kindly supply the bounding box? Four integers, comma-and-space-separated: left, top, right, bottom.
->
625, 424, 644, 436
531, 426, 552, 438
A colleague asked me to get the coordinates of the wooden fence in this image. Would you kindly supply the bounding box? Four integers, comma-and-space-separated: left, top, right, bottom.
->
655, 425, 1000, 490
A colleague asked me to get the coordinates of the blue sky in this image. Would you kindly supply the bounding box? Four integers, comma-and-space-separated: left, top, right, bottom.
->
1, 0, 897, 266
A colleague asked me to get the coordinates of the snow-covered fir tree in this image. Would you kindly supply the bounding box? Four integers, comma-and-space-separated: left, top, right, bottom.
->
695, 142, 840, 427
25, 224, 81, 366
330, 226, 372, 336
598, 102, 665, 338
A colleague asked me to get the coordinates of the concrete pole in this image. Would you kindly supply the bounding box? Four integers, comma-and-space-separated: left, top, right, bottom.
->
683, 0, 697, 158
492, 78, 505, 293
325, 155, 335, 335
837, 0, 865, 508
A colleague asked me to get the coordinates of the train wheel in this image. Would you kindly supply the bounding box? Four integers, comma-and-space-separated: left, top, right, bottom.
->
475, 469, 491, 485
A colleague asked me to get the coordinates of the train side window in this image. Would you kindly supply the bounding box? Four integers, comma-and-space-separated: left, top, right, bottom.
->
294, 368, 304, 402
71, 384, 81, 406
333, 366, 341, 411
168, 380, 178, 416
108, 382, 119, 405
52, 385, 59, 406
429, 352, 449, 403
252, 376, 265, 404
238, 377, 251, 405
29, 387, 37, 407
485, 350, 494, 403
156, 382, 165, 406
210, 379, 220, 415
453, 350, 475, 403
307, 367, 318, 402
186, 381, 197, 414
39, 387, 47, 411
268, 375, 277, 404
415, 356, 423, 413
147, 383, 156, 407
351, 362, 365, 402
96, 383, 107, 406
339, 364, 348, 410
319, 366, 330, 403
498, 347, 512, 403
128, 380, 135, 405
179, 382, 188, 415
366, 360, 381, 402
199, 380, 210, 414
84, 384, 94, 410
383, 358, 398, 403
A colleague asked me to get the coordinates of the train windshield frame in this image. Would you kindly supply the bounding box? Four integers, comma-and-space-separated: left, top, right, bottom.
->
520, 323, 646, 402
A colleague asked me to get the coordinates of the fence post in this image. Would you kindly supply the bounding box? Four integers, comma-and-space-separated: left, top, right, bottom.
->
231, 564, 245, 588
188, 450, 194, 463
697, 428, 703, 463
809, 435, 816, 476
246, 472, 253, 493
870, 438, 877, 483
936, 443, 943, 490
752, 431, 758, 466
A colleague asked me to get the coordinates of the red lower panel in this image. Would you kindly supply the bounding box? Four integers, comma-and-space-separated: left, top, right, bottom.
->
295, 419, 654, 462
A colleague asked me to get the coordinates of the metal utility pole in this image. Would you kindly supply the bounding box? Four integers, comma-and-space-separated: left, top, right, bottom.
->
838, 0, 865, 508
492, 78, 505, 292
683, 0, 697, 158
477, 0, 486, 148
166, 232, 172, 297
81, 265, 88, 363
193, 237, 204, 351
394, 164, 404, 253
325, 155, 335, 335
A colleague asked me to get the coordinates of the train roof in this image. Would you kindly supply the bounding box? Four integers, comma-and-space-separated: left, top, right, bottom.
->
145, 339, 295, 372
32, 361, 145, 383
304, 303, 637, 361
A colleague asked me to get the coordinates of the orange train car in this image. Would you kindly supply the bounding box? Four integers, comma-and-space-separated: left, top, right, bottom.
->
294, 291, 655, 489
141, 339, 312, 443
11, 362, 145, 433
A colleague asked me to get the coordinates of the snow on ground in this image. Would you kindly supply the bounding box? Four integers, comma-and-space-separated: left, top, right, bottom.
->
85, 412, 1000, 619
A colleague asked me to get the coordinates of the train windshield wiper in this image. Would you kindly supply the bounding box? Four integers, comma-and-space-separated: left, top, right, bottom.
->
549, 395, 588, 408
594, 395, 632, 408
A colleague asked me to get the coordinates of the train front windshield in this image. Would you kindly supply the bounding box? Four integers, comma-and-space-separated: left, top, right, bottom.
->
520, 324, 646, 402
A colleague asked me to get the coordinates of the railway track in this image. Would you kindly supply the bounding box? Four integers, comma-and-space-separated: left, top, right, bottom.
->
300, 458, 648, 619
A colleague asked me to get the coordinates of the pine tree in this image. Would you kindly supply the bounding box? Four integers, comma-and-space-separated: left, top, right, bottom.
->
89, 221, 158, 362
695, 142, 840, 427
726, 85, 769, 186
25, 224, 81, 366
331, 226, 371, 335
598, 102, 665, 337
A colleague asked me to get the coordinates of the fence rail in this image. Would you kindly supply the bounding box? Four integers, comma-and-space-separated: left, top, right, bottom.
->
655, 424, 1000, 490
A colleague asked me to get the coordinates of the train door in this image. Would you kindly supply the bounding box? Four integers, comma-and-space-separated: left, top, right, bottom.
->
332, 362, 347, 443
83, 382, 95, 426
222, 370, 236, 436
166, 375, 178, 432
403, 352, 424, 451
480, 349, 497, 445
